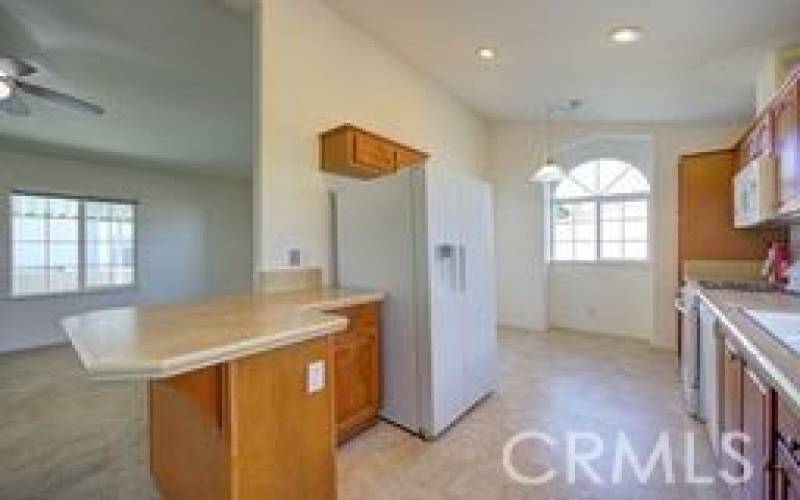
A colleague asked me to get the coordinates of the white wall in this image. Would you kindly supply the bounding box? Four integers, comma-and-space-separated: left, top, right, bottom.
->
549, 264, 654, 339
488, 121, 743, 348
0, 149, 253, 352
257, 0, 488, 281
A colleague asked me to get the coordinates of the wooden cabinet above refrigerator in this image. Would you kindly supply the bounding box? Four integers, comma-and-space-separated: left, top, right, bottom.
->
319, 124, 429, 179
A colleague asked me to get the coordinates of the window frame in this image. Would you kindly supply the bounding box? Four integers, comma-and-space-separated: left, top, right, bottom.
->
547, 160, 651, 265
8, 190, 139, 299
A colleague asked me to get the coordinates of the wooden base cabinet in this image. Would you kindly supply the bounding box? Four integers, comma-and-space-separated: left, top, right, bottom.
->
742, 366, 773, 500
775, 397, 800, 500
722, 337, 774, 500
723, 339, 745, 494
329, 302, 382, 444
149, 336, 336, 500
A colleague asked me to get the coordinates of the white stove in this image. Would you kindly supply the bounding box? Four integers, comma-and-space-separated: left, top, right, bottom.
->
676, 280, 777, 421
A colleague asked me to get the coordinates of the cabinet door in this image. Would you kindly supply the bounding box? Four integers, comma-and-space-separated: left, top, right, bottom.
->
776, 397, 800, 500
755, 113, 775, 159
775, 436, 800, 500
775, 80, 800, 213
332, 303, 381, 444
353, 130, 396, 174
723, 340, 744, 492
333, 337, 377, 426
742, 367, 772, 500
744, 113, 774, 164
395, 146, 427, 169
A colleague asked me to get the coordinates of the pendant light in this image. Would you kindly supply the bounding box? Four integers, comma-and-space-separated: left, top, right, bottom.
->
528, 99, 581, 184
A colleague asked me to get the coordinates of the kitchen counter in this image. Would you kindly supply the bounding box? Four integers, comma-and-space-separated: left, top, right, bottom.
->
697, 287, 800, 412
62, 286, 384, 499
61, 287, 385, 380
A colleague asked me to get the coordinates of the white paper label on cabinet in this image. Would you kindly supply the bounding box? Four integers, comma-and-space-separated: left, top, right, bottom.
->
307, 360, 326, 394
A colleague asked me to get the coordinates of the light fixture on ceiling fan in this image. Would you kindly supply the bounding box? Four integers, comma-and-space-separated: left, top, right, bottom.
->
0, 56, 105, 117
528, 98, 582, 184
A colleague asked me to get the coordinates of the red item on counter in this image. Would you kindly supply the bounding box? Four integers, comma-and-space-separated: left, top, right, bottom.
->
764, 242, 790, 285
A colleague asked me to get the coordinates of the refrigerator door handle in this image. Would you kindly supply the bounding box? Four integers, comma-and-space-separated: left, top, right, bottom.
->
458, 244, 467, 292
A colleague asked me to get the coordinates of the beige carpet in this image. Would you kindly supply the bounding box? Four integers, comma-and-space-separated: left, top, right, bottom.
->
0, 329, 728, 499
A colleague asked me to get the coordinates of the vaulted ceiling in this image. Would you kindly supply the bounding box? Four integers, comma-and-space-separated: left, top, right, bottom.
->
0, 0, 253, 177
324, 0, 800, 122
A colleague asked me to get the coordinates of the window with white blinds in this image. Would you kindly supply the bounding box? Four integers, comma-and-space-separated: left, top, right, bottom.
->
10, 192, 137, 297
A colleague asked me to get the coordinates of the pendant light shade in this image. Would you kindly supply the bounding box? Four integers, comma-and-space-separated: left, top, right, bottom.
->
529, 158, 565, 184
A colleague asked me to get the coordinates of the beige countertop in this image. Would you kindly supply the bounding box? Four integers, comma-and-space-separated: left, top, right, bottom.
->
697, 287, 800, 411
61, 288, 384, 381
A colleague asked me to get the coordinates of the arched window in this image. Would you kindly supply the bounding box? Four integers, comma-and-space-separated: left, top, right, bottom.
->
550, 159, 650, 262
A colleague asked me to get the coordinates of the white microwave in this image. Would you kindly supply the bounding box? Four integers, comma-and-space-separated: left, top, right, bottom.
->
733, 155, 778, 228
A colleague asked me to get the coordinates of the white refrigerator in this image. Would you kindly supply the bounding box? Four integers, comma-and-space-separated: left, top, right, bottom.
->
335, 167, 498, 439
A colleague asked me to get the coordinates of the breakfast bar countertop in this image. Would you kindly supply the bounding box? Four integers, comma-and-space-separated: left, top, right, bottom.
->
61, 287, 385, 381
697, 287, 800, 412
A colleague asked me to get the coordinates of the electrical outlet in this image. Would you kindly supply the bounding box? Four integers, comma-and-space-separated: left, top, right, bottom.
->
288, 248, 302, 267
307, 360, 326, 394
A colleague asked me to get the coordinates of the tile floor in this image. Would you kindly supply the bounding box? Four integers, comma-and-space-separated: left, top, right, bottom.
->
0, 328, 728, 499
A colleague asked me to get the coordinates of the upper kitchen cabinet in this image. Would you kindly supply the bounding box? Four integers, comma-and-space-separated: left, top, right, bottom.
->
739, 112, 775, 170
774, 76, 800, 214
320, 124, 429, 179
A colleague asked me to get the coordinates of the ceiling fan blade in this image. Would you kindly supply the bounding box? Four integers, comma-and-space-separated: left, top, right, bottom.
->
10, 57, 36, 77
0, 93, 31, 116
15, 81, 104, 115
0, 56, 36, 77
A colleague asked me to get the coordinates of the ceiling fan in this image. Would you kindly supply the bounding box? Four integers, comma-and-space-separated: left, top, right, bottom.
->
0, 56, 104, 117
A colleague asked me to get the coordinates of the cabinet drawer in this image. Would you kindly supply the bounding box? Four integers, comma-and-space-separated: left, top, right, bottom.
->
353, 131, 396, 173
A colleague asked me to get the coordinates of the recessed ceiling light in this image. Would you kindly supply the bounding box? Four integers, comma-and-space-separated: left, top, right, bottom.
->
609, 27, 643, 44
476, 47, 498, 61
